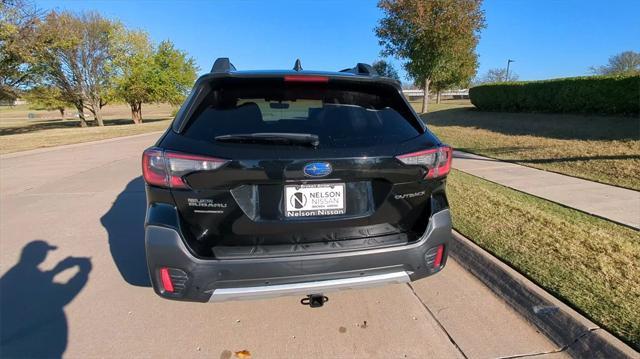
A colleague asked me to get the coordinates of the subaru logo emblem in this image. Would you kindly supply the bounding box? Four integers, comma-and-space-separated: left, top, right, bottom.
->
303, 162, 332, 177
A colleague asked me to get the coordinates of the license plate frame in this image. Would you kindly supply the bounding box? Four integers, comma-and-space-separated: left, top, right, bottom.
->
284, 183, 346, 217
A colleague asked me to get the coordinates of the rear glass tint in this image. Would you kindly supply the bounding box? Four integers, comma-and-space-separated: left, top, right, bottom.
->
183, 79, 422, 147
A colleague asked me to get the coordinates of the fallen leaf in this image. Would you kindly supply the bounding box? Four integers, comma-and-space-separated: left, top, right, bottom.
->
235, 349, 252, 359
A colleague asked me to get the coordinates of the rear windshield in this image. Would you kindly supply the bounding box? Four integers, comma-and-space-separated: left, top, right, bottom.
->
182, 79, 422, 148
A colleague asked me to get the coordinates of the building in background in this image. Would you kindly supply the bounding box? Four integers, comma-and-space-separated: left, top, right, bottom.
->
0, 98, 27, 106
402, 89, 469, 101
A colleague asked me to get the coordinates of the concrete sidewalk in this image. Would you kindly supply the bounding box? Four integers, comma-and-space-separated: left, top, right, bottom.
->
452, 151, 640, 229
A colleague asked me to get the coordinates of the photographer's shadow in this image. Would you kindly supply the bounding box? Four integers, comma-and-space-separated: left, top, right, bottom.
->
0, 240, 92, 358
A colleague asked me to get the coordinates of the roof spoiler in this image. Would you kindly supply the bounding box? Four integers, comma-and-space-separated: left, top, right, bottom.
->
211, 58, 236, 73
210, 58, 380, 77
340, 63, 378, 76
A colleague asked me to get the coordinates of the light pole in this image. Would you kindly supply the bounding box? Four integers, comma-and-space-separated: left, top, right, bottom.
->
506, 59, 515, 81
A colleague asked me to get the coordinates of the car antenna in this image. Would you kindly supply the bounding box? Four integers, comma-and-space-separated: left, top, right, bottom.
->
293, 59, 303, 71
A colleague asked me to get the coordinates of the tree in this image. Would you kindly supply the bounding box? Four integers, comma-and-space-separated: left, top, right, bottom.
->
153, 40, 198, 106
478, 68, 519, 84
431, 46, 477, 103
24, 86, 71, 119
113, 30, 157, 124
0, 0, 43, 101
372, 59, 400, 80
35, 11, 123, 127
113, 37, 197, 124
590, 51, 640, 76
376, 0, 485, 113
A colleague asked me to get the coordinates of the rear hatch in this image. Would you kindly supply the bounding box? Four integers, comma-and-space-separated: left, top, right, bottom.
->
156, 76, 444, 258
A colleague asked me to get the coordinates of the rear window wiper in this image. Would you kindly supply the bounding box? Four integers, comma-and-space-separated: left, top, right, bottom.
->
214, 133, 320, 147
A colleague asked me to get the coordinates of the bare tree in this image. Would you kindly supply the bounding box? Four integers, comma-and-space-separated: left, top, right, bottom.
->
477, 68, 519, 84
590, 51, 640, 76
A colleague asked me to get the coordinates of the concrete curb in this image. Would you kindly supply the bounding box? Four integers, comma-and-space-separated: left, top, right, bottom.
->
0, 131, 164, 159
449, 231, 639, 359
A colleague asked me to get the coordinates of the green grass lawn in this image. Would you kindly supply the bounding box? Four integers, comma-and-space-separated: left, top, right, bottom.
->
421, 104, 640, 190
447, 169, 640, 349
408, 99, 472, 113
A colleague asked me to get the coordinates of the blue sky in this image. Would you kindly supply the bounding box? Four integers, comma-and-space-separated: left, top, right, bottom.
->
37, 0, 640, 83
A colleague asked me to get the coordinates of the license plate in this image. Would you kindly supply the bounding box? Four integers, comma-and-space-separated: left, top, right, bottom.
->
285, 183, 346, 217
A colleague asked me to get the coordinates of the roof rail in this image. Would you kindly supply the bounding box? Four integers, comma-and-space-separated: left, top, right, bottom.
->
211, 58, 236, 73
339, 63, 378, 76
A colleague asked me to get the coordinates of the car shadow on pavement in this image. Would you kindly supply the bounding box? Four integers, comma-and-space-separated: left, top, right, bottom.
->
0, 240, 92, 358
100, 176, 151, 287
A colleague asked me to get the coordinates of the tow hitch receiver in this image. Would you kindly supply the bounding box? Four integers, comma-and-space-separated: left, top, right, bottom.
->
301, 294, 329, 308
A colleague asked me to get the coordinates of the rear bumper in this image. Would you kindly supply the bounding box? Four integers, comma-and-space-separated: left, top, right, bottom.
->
145, 209, 452, 302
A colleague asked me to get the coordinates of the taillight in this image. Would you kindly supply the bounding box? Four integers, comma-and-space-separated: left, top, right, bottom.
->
164, 151, 227, 188
142, 147, 227, 189
141, 148, 167, 187
396, 146, 453, 179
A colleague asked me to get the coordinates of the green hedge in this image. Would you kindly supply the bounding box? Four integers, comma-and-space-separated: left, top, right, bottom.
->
469, 75, 640, 115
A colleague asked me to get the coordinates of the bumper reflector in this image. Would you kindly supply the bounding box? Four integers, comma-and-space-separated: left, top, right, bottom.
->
160, 267, 174, 293
433, 245, 444, 268
424, 244, 445, 269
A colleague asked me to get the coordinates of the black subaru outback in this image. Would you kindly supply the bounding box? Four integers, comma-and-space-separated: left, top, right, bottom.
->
142, 58, 452, 303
